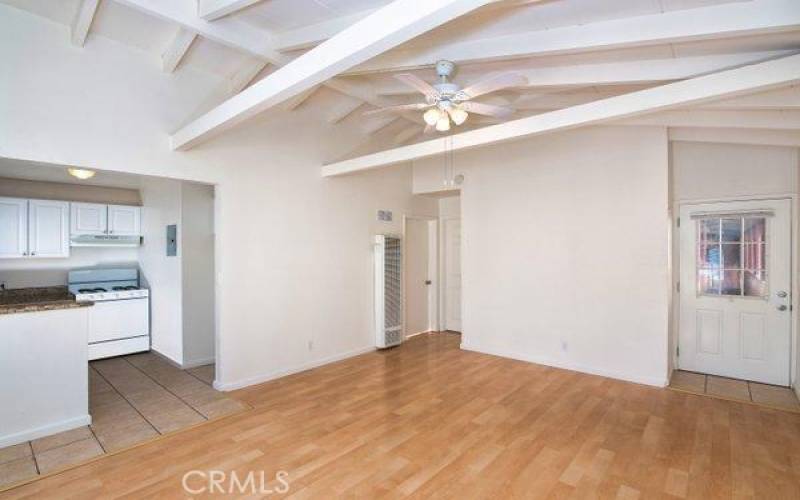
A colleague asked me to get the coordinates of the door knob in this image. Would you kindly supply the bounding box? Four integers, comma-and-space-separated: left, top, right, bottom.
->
777, 305, 788, 311
777, 291, 788, 298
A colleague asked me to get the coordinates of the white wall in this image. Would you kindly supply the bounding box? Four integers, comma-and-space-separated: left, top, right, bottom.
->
672, 142, 798, 202
420, 126, 671, 386
138, 177, 183, 364
0, 6, 437, 390
439, 196, 461, 217
181, 182, 215, 367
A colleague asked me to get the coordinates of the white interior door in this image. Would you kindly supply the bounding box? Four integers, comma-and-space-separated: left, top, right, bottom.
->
405, 219, 432, 337
0, 197, 28, 258
29, 200, 69, 258
679, 199, 792, 386
443, 217, 462, 332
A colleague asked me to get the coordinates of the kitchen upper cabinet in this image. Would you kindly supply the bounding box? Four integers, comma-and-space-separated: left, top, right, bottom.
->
0, 197, 70, 259
0, 197, 28, 258
70, 203, 141, 237
108, 205, 141, 236
71, 202, 108, 235
29, 200, 69, 258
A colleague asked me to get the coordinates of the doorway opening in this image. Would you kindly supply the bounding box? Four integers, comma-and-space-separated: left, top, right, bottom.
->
402, 194, 462, 339
404, 215, 437, 338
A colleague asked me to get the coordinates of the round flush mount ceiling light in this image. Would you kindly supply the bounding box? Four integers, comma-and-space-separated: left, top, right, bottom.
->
67, 168, 96, 180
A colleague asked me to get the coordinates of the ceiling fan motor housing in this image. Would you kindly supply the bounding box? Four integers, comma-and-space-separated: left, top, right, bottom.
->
435, 60, 456, 78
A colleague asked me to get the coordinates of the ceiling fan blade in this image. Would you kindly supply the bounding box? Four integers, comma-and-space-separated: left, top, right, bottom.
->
459, 73, 528, 99
461, 101, 516, 119
363, 103, 431, 116
394, 73, 440, 100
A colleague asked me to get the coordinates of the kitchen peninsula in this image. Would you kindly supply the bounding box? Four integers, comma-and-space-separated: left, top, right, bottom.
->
0, 287, 93, 447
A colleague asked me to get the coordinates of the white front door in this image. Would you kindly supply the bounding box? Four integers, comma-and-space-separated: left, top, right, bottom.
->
679, 199, 792, 386
443, 217, 462, 332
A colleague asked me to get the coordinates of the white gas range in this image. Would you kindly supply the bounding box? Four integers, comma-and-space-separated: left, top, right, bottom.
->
68, 267, 150, 360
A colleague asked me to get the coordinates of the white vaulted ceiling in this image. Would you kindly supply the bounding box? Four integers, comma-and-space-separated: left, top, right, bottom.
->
2, 0, 799, 157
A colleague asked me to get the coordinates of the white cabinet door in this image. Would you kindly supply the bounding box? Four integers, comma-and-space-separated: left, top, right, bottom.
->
71, 202, 107, 235
108, 205, 141, 236
0, 197, 28, 258
29, 200, 70, 258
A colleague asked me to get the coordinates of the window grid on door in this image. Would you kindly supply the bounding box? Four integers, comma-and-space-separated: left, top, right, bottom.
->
696, 216, 767, 298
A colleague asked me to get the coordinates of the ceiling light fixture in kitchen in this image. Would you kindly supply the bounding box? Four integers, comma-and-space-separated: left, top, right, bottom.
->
67, 167, 96, 180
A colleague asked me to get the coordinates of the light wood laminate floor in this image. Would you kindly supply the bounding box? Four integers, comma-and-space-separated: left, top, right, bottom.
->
3, 332, 800, 498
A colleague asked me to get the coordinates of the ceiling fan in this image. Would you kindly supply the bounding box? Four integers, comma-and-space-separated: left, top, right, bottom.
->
365, 60, 527, 133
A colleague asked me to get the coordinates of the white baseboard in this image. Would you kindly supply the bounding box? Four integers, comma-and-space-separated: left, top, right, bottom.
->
405, 330, 432, 339
213, 346, 376, 392
150, 348, 183, 368
460, 342, 668, 388
181, 357, 215, 369
0, 414, 92, 449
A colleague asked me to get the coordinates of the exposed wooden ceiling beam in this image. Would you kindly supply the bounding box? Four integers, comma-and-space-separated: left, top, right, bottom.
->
668, 127, 800, 147
171, 0, 498, 150
274, 9, 377, 52
349, 0, 800, 74
393, 125, 422, 145
109, 0, 418, 132
326, 99, 365, 124
364, 116, 401, 135
227, 61, 270, 94
517, 83, 800, 112
111, 0, 288, 64
198, 0, 265, 21
71, 0, 100, 47
162, 28, 197, 73
272, 0, 544, 53
321, 54, 800, 177
281, 85, 320, 111
376, 52, 796, 95
619, 110, 800, 130
702, 85, 800, 110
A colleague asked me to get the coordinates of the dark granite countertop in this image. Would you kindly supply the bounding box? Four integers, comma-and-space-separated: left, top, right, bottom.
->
0, 286, 93, 315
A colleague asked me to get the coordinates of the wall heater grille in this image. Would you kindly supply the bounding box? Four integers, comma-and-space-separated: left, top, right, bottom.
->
374, 235, 403, 348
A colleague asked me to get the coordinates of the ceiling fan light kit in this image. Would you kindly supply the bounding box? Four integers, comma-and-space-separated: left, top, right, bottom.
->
367, 60, 526, 135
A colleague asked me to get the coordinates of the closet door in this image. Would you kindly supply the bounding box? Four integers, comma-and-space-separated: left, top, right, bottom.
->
29, 200, 70, 258
0, 197, 28, 258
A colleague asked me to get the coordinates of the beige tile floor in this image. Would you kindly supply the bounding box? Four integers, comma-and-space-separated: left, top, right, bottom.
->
0, 355, 247, 488
669, 370, 800, 412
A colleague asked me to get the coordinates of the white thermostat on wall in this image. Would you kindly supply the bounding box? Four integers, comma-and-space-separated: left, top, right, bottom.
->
377, 210, 393, 222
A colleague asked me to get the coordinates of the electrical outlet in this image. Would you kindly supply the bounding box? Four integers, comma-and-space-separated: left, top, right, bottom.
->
561, 340, 568, 352
0, 281, 7, 291
308, 340, 313, 351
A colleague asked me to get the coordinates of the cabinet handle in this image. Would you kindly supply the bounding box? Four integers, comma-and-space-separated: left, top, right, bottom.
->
30, 252, 36, 256
22, 251, 28, 256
